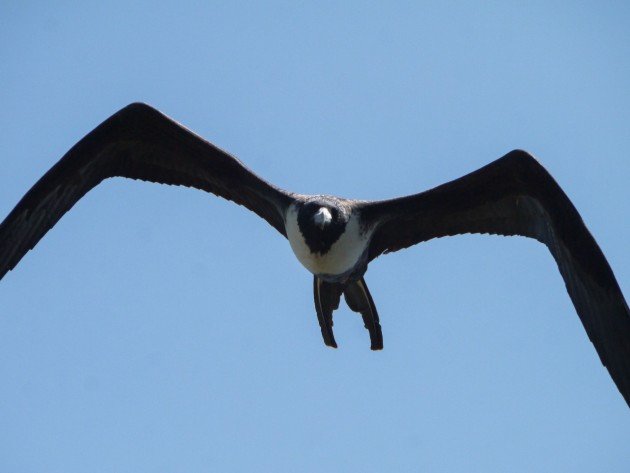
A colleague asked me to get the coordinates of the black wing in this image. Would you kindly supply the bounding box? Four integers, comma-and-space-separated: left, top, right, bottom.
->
0, 103, 295, 280
360, 149, 630, 407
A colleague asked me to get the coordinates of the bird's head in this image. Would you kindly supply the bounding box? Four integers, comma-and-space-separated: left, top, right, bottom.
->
312, 206, 333, 229
299, 199, 345, 231
295, 197, 349, 254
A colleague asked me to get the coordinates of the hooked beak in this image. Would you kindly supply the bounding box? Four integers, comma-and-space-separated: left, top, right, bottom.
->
313, 207, 333, 229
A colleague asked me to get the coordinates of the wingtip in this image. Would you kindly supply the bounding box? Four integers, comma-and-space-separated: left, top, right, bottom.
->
370, 335, 384, 351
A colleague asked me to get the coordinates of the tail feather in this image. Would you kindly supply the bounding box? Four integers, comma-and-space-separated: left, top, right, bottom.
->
313, 276, 343, 348
313, 276, 383, 350
344, 277, 383, 350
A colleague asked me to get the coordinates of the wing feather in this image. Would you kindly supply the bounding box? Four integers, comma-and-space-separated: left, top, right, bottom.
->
0, 103, 294, 280
360, 150, 630, 406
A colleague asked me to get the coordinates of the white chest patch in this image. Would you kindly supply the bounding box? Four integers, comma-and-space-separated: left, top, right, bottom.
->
285, 204, 372, 277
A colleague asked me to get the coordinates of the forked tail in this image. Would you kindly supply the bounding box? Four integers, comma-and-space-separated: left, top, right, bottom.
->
313, 276, 383, 350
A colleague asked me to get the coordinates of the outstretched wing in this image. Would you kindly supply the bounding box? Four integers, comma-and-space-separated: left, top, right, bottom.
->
0, 103, 295, 280
360, 150, 630, 407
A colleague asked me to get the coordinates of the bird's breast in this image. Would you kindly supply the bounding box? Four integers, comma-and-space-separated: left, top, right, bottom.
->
285, 205, 371, 277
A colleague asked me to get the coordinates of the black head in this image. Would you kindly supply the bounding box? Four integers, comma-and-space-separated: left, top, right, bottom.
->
296, 198, 349, 255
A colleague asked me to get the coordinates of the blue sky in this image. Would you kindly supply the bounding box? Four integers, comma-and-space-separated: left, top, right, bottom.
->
1, 2, 629, 472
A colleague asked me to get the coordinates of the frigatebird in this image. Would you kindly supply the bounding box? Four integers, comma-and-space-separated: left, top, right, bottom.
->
1, 103, 628, 406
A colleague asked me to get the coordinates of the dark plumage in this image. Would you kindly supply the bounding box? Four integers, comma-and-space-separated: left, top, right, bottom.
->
296, 199, 348, 255
1, 103, 628, 407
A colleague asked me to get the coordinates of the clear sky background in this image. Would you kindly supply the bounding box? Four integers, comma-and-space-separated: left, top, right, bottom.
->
1, 2, 629, 472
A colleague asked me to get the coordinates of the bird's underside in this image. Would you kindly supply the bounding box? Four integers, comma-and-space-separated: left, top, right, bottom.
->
0, 102, 628, 408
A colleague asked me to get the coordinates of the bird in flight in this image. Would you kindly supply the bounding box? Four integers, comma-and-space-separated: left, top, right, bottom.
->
1, 103, 628, 406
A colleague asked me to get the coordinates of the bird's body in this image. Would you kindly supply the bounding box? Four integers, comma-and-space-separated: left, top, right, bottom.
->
285, 198, 372, 282
1, 103, 628, 407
